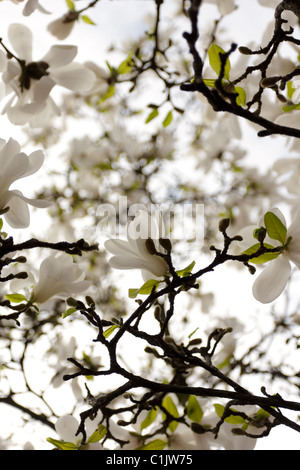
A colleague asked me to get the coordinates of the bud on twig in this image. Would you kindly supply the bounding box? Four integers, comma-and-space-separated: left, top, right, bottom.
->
219, 218, 230, 233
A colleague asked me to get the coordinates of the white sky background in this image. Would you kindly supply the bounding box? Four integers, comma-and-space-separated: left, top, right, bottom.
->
0, 0, 299, 450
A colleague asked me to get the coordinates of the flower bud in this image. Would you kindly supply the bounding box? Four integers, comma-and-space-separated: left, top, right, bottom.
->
219, 217, 230, 233
159, 237, 172, 252
145, 238, 157, 255
238, 46, 253, 55
260, 76, 280, 88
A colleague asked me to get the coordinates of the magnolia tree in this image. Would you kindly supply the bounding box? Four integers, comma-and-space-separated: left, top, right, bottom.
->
1, 0, 300, 451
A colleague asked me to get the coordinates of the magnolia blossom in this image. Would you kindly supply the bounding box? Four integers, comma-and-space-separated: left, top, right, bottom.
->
234, 207, 300, 303
9, 0, 50, 16
53, 415, 104, 450
104, 210, 169, 281
47, 11, 79, 40
32, 253, 91, 304
1, 24, 96, 126
0, 137, 50, 228
204, 0, 236, 15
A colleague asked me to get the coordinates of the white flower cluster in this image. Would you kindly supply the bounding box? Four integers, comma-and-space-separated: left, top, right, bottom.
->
0, 24, 96, 127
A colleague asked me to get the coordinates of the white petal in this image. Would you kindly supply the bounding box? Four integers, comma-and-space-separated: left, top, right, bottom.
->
12, 189, 51, 208
21, 149, 44, 177
4, 193, 30, 228
43, 45, 77, 69
55, 415, 79, 443
33, 76, 55, 103
104, 238, 137, 257
8, 24, 33, 62
51, 63, 96, 92
252, 256, 291, 303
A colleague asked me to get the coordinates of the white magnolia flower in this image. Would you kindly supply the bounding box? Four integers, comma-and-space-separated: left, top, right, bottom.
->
1, 24, 96, 126
32, 253, 91, 304
204, 0, 236, 15
47, 11, 79, 40
9, 0, 50, 16
234, 207, 300, 303
0, 137, 50, 228
54, 415, 104, 450
104, 210, 169, 281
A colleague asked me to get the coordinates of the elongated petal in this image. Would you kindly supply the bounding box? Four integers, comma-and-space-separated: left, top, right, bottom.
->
104, 238, 137, 257
33, 76, 56, 103
51, 63, 96, 92
11, 189, 51, 208
4, 193, 30, 228
21, 149, 45, 178
8, 24, 32, 62
43, 45, 77, 69
252, 256, 291, 303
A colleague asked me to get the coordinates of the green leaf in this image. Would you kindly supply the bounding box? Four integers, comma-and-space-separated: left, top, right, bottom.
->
264, 211, 287, 244
140, 407, 158, 431
241, 243, 280, 264
46, 437, 78, 450
103, 324, 119, 338
282, 103, 300, 112
98, 85, 115, 103
81, 14, 96, 25
87, 425, 107, 444
162, 110, 173, 127
129, 279, 160, 298
176, 260, 195, 277
62, 307, 76, 319
187, 395, 203, 423
208, 44, 231, 80
145, 108, 159, 124
235, 86, 246, 106
5, 293, 28, 304
287, 81, 295, 100
65, 0, 75, 10
136, 439, 167, 450
214, 404, 247, 425
162, 395, 179, 432
117, 54, 133, 75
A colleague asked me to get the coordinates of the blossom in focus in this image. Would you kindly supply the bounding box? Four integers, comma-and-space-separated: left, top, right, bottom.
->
52, 415, 105, 450
104, 210, 169, 281
32, 253, 91, 304
234, 207, 300, 303
0, 137, 50, 228
1, 24, 96, 126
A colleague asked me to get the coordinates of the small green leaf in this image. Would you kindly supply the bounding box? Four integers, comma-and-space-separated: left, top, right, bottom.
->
162, 395, 179, 432
176, 260, 195, 277
140, 407, 158, 431
214, 404, 247, 425
208, 44, 231, 80
62, 307, 76, 319
81, 14, 96, 25
65, 0, 75, 10
241, 243, 279, 264
5, 293, 28, 304
187, 395, 203, 423
46, 437, 78, 450
87, 425, 107, 444
287, 81, 295, 100
103, 324, 119, 338
117, 54, 133, 75
145, 108, 159, 124
235, 86, 246, 106
98, 85, 115, 103
282, 103, 300, 112
264, 211, 287, 244
129, 279, 160, 298
162, 110, 173, 127
136, 439, 167, 450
